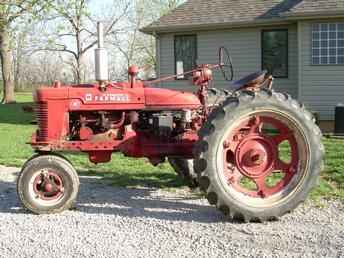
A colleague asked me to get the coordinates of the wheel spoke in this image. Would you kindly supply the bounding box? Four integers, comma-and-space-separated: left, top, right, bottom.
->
231, 168, 243, 185
51, 184, 61, 193
289, 138, 300, 170
271, 130, 294, 144
249, 115, 263, 134
253, 177, 268, 198
272, 134, 287, 144
274, 159, 290, 173
224, 166, 242, 186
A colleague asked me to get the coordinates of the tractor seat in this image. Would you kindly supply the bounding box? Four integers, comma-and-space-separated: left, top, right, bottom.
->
230, 70, 268, 90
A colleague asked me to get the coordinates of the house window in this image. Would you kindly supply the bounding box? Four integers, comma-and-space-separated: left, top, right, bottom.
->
312, 23, 344, 65
262, 30, 288, 78
174, 35, 197, 79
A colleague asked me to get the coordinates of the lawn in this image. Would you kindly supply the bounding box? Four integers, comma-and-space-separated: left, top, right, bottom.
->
0, 93, 343, 201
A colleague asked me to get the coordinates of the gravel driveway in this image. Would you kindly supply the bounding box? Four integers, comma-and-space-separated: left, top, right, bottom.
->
0, 165, 343, 258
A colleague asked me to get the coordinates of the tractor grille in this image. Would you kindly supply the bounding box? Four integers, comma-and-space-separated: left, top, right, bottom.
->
35, 102, 48, 141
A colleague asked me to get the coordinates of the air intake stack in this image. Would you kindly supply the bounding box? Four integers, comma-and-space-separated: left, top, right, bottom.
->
95, 22, 109, 86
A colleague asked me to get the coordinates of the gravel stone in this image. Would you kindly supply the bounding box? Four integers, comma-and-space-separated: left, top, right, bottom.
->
0, 165, 343, 258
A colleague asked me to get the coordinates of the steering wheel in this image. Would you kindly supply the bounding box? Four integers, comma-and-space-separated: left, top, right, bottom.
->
219, 47, 234, 81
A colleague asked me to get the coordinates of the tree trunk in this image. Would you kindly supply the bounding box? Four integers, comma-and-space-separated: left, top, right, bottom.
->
14, 31, 24, 91
76, 55, 82, 84
0, 28, 15, 104
75, 28, 82, 84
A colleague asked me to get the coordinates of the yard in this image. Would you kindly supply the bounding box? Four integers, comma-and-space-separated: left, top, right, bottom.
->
0, 93, 343, 201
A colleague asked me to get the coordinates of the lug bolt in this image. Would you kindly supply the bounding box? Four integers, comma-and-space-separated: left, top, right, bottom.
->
227, 163, 234, 171
41, 170, 48, 177
258, 190, 266, 198
228, 176, 235, 184
223, 140, 230, 148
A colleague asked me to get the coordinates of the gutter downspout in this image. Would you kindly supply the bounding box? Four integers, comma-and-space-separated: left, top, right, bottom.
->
297, 21, 303, 102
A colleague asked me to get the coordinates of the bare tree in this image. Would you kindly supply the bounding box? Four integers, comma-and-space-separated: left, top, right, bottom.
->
12, 22, 32, 91
0, 0, 183, 98
110, 0, 185, 79
37, 0, 130, 84
0, 0, 48, 103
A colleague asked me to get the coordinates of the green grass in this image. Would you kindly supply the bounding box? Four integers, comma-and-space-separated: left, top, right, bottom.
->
316, 137, 344, 200
0, 93, 343, 200
0, 93, 36, 165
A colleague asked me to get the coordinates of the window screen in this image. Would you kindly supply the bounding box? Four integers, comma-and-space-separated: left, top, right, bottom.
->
312, 23, 344, 65
262, 30, 288, 78
174, 35, 197, 79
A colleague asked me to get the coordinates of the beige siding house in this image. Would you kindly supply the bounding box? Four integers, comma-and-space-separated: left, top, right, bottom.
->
142, 0, 344, 126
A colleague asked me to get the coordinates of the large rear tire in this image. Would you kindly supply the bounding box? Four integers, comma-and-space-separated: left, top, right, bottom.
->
194, 89, 324, 222
17, 154, 79, 214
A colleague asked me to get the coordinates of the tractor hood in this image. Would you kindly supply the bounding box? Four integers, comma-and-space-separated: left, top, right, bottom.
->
144, 88, 201, 110
33, 83, 201, 111
33, 87, 69, 102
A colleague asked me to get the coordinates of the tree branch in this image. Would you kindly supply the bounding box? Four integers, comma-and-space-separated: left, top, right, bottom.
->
34, 44, 78, 61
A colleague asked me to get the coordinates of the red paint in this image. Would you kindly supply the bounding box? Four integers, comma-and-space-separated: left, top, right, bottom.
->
192, 65, 213, 85
128, 65, 139, 76
222, 114, 299, 198
33, 171, 64, 201
144, 87, 201, 110
31, 79, 201, 163
79, 126, 93, 140
89, 151, 112, 164
235, 134, 276, 178
30, 59, 267, 168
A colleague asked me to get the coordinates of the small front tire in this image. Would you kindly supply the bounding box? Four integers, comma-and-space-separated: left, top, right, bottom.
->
17, 154, 79, 214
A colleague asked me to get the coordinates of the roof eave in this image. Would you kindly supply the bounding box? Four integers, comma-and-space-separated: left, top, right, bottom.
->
282, 10, 344, 20
140, 17, 293, 35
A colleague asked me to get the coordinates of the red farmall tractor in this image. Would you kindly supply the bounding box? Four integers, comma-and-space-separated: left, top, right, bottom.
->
17, 23, 324, 222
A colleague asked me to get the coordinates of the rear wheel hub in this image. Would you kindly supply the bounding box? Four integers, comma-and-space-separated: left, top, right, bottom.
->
236, 135, 276, 178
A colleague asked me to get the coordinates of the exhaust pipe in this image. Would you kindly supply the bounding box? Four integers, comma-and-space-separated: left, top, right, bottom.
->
95, 22, 109, 84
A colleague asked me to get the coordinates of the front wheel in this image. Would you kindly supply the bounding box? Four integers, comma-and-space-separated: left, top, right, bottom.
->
17, 154, 79, 214
194, 89, 324, 222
